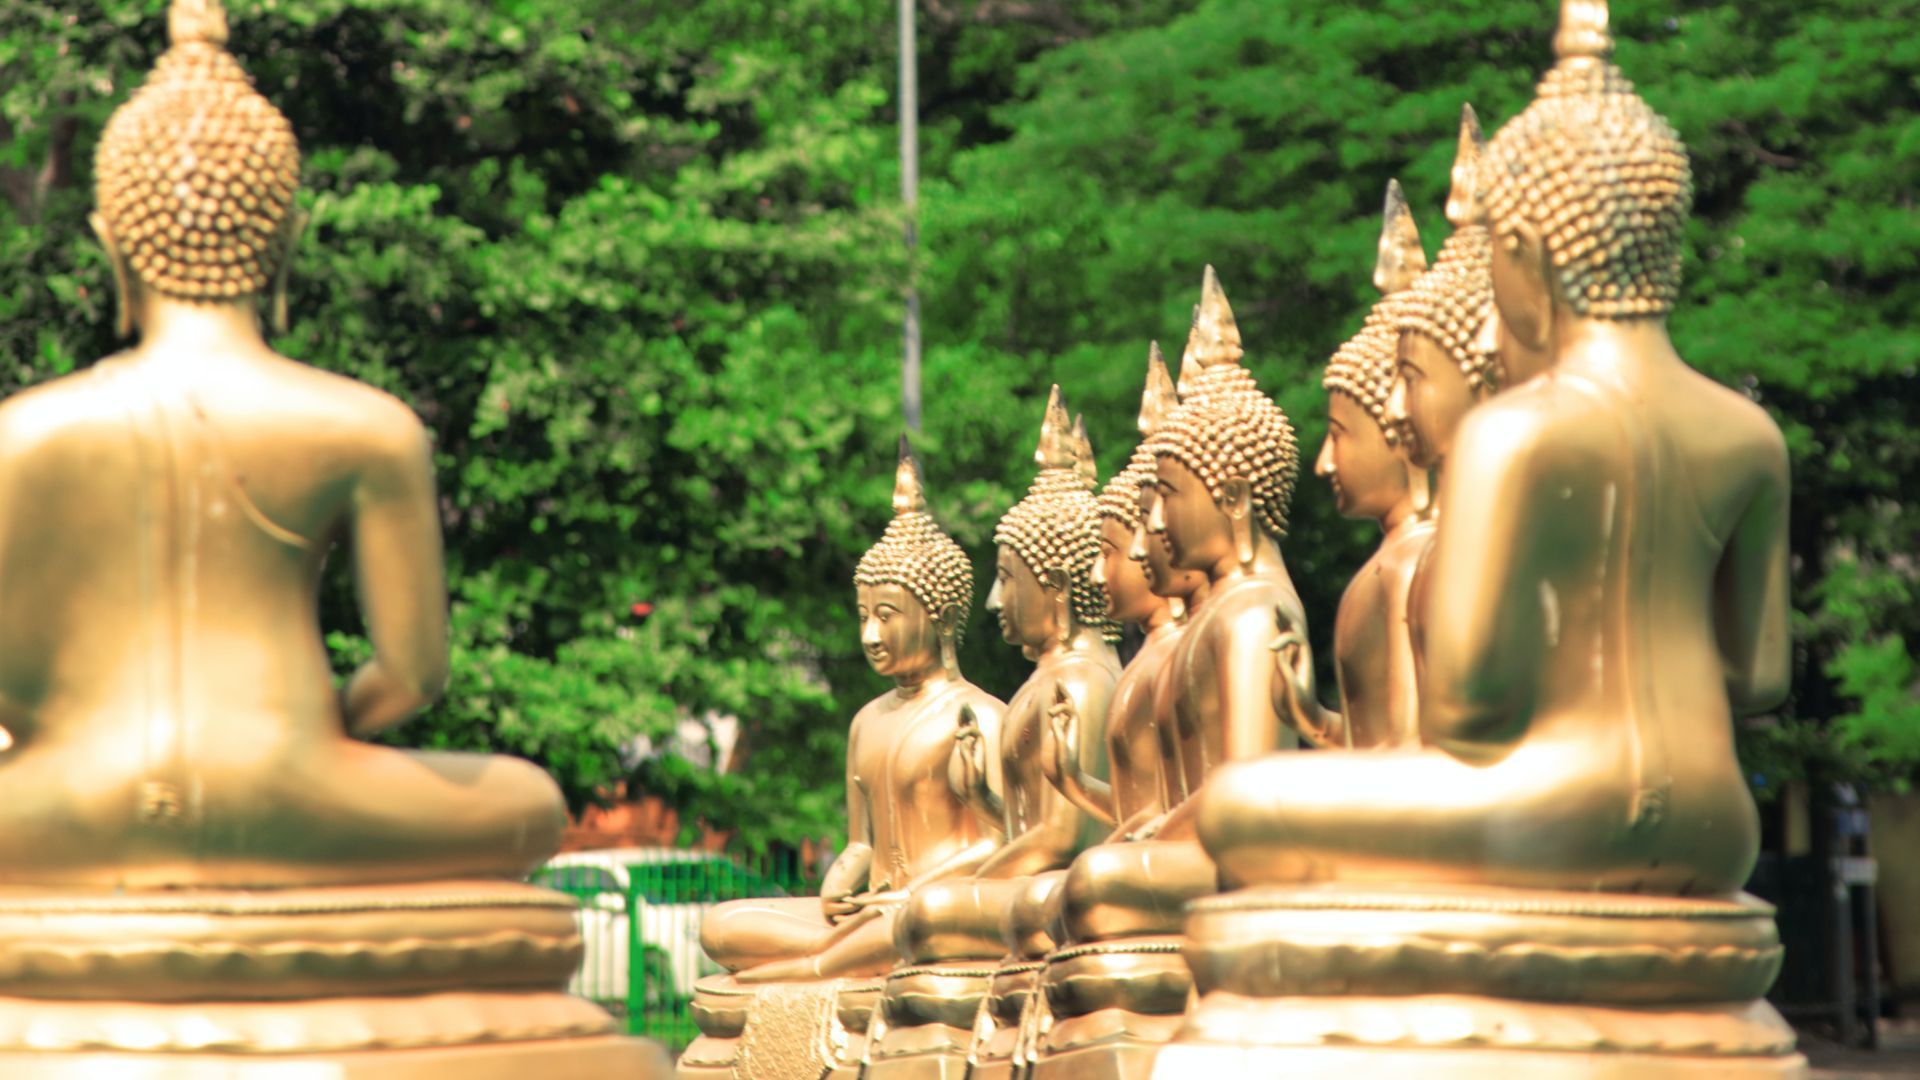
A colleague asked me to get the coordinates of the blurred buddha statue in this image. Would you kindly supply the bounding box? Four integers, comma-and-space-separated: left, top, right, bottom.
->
1162, 3, 1802, 1075
686, 438, 1004, 1080
873, 388, 1119, 1079
700, 438, 1005, 984
0, 3, 663, 1072
1269, 178, 1435, 750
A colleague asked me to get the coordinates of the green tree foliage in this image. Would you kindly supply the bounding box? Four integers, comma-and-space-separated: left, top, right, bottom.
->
1, 0, 1913, 856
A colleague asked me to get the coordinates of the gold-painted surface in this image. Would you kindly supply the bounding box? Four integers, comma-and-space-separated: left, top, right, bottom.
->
0, 990, 612, 1055
735, 981, 847, 1080
0, 1035, 671, 1080
1180, 886, 1782, 1005
0, 881, 581, 1000
0, 3, 661, 1073
1168, 2, 1797, 1076
703, 438, 1006, 982
1281, 179, 1438, 750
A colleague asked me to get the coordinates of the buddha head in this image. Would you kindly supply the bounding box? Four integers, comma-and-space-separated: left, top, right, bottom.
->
855, 437, 974, 685
989, 386, 1118, 656
1150, 267, 1300, 577
1479, 0, 1692, 351
1387, 105, 1498, 472
93, 0, 305, 338
1319, 180, 1425, 522
1097, 344, 1181, 625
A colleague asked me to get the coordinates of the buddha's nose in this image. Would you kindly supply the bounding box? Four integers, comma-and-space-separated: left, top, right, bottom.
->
1315, 435, 1336, 479
1128, 524, 1148, 562
986, 577, 1003, 612
1386, 377, 1409, 425
861, 618, 881, 648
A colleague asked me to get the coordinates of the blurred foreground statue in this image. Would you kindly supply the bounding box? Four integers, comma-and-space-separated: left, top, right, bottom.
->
0, 1, 663, 1074
1157, 2, 1803, 1076
684, 439, 1006, 1080
872, 388, 1120, 1079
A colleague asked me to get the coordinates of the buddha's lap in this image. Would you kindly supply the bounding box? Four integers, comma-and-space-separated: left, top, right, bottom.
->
1060, 840, 1217, 942
1197, 748, 1755, 893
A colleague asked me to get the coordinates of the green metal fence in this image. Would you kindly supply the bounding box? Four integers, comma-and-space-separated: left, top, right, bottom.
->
535, 849, 823, 1052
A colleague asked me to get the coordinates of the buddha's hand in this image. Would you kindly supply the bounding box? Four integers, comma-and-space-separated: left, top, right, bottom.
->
954, 704, 990, 800
1045, 683, 1079, 788
1271, 620, 1334, 744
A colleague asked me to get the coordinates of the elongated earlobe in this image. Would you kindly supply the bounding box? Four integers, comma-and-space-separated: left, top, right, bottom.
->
271, 208, 309, 336
91, 213, 136, 340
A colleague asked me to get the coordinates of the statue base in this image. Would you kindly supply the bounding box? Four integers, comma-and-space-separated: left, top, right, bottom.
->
0, 880, 664, 1075
1025, 937, 1189, 1080
967, 960, 1044, 1080
0, 1034, 668, 1079
865, 962, 996, 1080
678, 974, 880, 1080
1153, 884, 1806, 1080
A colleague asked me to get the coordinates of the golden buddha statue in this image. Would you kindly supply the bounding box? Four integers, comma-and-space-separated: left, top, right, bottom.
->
0, 3, 662, 1073
1024, 270, 1309, 1078
1162, 3, 1802, 1075
1270, 179, 1436, 750
1051, 343, 1188, 838
685, 438, 1005, 1080
872, 388, 1119, 1079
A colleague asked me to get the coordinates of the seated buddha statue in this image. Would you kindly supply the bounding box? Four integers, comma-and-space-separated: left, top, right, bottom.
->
1050, 343, 1189, 841
1055, 266, 1308, 940
867, 389, 1116, 1078
699, 438, 1005, 984
1166, 3, 1799, 1073
0, 4, 663, 1071
1269, 178, 1436, 750
0, 0, 566, 890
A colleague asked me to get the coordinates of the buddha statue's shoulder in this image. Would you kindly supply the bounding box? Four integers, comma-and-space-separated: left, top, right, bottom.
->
0, 353, 141, 449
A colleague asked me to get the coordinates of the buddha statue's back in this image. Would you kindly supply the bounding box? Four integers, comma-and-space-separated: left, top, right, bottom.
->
0, 343, 565, 889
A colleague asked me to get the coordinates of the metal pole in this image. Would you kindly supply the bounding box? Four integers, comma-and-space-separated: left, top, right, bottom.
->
899, 0, 922, 431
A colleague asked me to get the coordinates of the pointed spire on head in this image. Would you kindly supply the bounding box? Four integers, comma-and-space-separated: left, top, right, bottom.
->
1190, 266, 1245, 370
892, 434, 926, 516
1177, 306, 1202, 395
1070, 415, 1097, 484
1446, 104, 1487, 229
1139, 341, 1178, 438
1554, 0, 1613, 64
1035, 384, 1076, 470
169, 0, 230, 47
1374, 179, 1427, 295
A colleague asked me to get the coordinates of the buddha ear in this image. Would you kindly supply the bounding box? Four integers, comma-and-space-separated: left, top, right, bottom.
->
91, 213, 135, 340
1491, 220, 1553, 352
1220, 478, 1255, 567
271, 207, 309, 336
937, 604, 963, 674
1042, 567, 1070, 594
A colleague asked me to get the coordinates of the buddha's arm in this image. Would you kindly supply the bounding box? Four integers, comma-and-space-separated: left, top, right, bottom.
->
823, 724, 875, 918
1220, 602, 1290, 762
978, 679, 1110, 877
1272, 623, 1345, 748
1418, 415, 1544, 753
1715, 435, 1791, 714
341, 419, 451, 738
951, 702, 1007, 828
1048, 685, 1117, 826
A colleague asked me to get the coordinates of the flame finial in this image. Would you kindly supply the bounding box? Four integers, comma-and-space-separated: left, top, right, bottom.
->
1139, 342, 1178, 438
1446, 104, 1487, 229
1189, 266, 1245, 370
892, 435, 926, 516
169, 0, 230, 47
1374, 179, 1427, 295
1554, 0, 1614, 63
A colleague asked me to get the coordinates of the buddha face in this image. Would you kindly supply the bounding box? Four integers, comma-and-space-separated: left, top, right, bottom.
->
1387, 330, 1474, 471
1317, 392, 1407, 522
987, 545, 1060, 651
1149, 456, 1236, 575
1095, 518, 1158, 625
1132, 485, 1199, 601
857, 583, 942, 682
